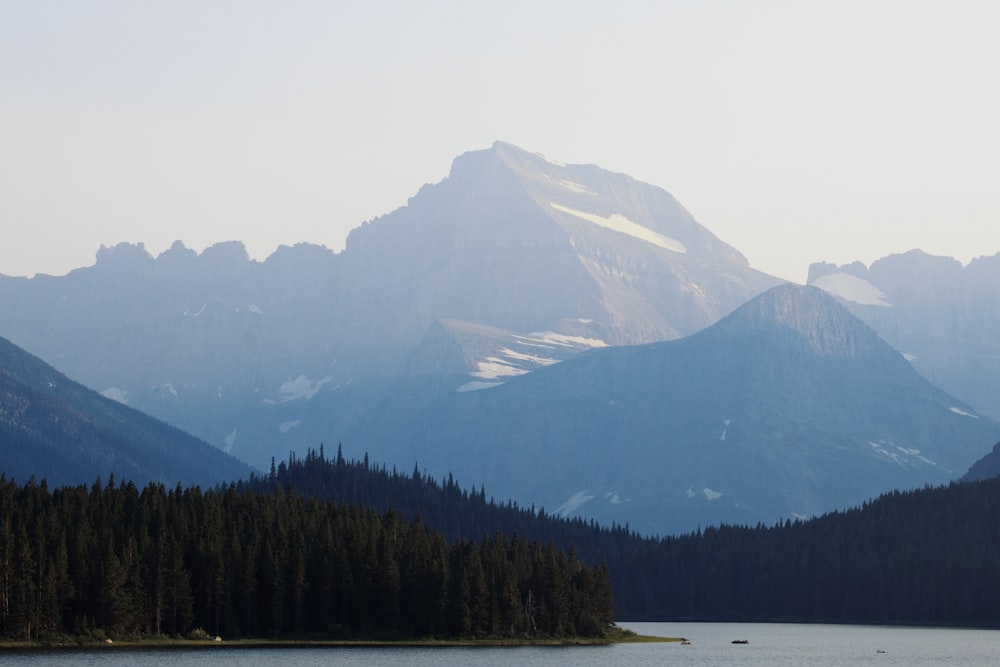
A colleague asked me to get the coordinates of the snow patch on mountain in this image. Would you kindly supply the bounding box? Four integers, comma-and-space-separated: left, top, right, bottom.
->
893, 445, 937, 465
868, 440, 939, 467
516, 331, 608, 349
224, 428, 236, 453
555, 490, 594, 517
605, 492, 626, 505
184, 304, 207, 317
812, 273, 891, 307
248, 304, 263, 315
162, 382, 178, 398
720, 418, 731, 441
457, 381, 504, 393
902, 352, 916, 362
549, 203, 687, 253
467, 332, 607, 383
498, 347, 559, 366
528, 150, 566, 167
950, 406, 979, 418
473, 357, 530, 380
869, 441, 904, 465
559, 180, 593, 194
101, 387, 128, 404
685, 486, 724, 500
278, 420, 301, 433
263, 375, 334, 404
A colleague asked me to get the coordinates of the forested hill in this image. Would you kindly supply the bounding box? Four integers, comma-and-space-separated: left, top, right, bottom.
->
248, 447, 1000, 627
0, 474, 614, 641
240, 446, 626, 547
649, 479, 1000, 626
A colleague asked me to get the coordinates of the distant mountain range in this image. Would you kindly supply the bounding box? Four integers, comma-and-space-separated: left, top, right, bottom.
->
0, 335, 253, 487
2, 143, 998, 534
809, 250, 1000, 421
348, 283, 1000, 535
0, 142, 779, 471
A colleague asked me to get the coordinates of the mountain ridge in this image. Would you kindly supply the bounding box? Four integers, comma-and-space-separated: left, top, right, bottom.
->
809, 249, 1000, 420
0, 142, 782, 469
347, 283, 1000, 535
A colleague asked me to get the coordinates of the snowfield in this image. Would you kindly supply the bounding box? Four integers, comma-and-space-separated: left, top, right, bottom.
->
101, 387, 128, 404
555, 490, 595, 516
812, 273, 891, 307
264, 375, 334, 404
550, 202, 687, 253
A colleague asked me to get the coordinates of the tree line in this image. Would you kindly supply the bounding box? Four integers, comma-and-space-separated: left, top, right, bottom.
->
640, 479, 1000, 625
247, 446, 1000, 627
0, 472, 614, 641
5, 442, 999, 640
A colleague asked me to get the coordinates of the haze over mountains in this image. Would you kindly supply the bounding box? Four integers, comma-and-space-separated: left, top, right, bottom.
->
351, 284, 1000, 534
0, 142, 778, 471
809, 250, 1000, 423
1, 142, 998, 534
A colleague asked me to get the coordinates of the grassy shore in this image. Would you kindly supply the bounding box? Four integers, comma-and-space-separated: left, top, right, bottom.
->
0, 627, 681, 650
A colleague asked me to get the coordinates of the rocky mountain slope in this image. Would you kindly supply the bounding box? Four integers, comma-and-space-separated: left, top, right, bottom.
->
962, 442, 1000, 482
0, 335, 254, 487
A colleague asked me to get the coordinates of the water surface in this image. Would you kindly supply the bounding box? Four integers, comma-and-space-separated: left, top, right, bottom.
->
4, 622, 998, 666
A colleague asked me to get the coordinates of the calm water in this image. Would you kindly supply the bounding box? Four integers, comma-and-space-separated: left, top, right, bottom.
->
3, 622, 998, 666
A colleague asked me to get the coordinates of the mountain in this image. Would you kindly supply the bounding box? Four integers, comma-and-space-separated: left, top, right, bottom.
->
0, 142, 780, 468
0, 335, 254, 487
346, 284, 1000, 535
808, 249, 1000, 421
339, 142, 779, 350
962, 442, 1000, 482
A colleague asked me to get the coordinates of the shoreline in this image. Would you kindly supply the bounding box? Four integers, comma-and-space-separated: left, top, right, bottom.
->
0, 634, 681, 651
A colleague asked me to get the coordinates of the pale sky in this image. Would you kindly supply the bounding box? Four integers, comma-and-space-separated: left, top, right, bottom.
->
3, 0, 998, 282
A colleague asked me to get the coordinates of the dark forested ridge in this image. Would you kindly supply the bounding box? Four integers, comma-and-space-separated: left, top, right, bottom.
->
238, 447, 645, 608
250, 447, 1000, 627
647, 479, 1000, 626
0, 473, 613, 641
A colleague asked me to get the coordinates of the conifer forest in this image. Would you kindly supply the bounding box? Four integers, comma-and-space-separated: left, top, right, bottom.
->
3, 444, 1000, 642
0, 468, 614, 641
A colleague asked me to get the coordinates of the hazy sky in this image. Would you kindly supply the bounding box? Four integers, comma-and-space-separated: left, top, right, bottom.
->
3, 1, 998, 282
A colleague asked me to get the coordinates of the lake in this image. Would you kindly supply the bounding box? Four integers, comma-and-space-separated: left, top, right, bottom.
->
3, 622, 998, 666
